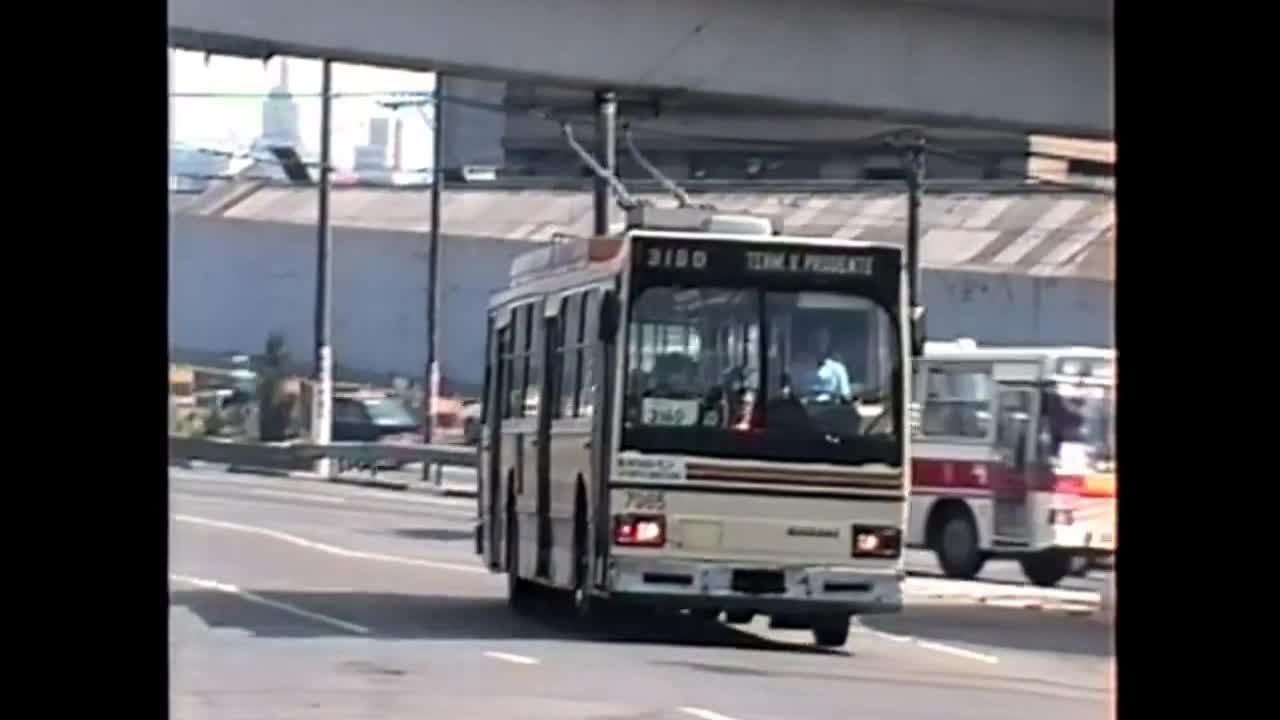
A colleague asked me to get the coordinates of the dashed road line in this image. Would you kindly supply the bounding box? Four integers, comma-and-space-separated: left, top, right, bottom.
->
853, 619, 999, 664
679, 706, 744, 720
173, 514, 487, 574
170, 573, 370, 635
482, 651, 540, 665
914, 640, 1000, 664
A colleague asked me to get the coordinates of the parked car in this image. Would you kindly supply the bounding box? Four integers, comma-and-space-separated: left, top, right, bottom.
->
333, 392, 422, 470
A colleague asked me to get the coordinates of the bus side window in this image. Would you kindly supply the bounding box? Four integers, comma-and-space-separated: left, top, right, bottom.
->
560, 294, 582, 418
579, 290, 600, 418
527, 300, 545, 417
510, 304, 530, 418
499, 323, 515, 420
548, 298, 567, 420
481, 314, 494, 425
921, 366, 991, 440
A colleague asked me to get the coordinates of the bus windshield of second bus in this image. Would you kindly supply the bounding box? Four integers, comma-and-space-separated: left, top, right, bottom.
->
622, 236, 904, 468
1042, 381, 1116, 473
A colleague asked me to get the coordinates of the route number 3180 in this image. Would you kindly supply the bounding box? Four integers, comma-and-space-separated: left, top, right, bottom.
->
647, 247, 707, 270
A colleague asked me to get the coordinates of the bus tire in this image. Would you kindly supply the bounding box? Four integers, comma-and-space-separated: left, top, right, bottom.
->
1019, 549, 1073, 587
724, 610, 755, 625
934, 506, 985, 580
812, 616, 851, 648
506, 497, 533, 611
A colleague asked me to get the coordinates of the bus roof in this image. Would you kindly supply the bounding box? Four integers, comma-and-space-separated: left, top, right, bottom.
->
923, 341, 1114, 381
925, 343, 1112, 361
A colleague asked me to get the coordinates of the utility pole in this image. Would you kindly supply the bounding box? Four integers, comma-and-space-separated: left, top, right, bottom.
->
424, 76, 445, 481
313, 59, 335, 478
899, 133, 928, 355
593, 90, 617, 235
903, 135, 925, 314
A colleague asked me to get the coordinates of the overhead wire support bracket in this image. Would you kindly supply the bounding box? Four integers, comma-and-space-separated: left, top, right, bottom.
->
560, 121, 643, 212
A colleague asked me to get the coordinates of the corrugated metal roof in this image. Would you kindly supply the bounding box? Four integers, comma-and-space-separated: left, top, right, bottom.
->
173, 181, 1114, 282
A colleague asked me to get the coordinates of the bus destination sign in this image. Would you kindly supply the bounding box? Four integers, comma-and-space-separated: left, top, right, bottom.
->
745, 250, 873, 276
638, 239, 878, 278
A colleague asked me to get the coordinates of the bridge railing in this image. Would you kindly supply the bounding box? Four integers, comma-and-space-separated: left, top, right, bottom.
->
168, 435, 478, 484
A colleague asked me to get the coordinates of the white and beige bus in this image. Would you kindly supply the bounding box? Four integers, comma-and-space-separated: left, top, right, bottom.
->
475, 205, 922, 647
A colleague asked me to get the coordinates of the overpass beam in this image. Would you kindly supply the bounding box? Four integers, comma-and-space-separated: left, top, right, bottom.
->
593, 90, 617, 236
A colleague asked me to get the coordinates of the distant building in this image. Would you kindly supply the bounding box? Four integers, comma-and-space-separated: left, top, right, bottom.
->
245, 58, 304, 183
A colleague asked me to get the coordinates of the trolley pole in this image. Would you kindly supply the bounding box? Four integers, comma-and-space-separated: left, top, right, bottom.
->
593, 90, 617, 235
313, 59, 335, 478
423, 77, 445, 483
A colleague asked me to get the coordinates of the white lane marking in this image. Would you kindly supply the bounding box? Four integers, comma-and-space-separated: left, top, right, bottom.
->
853, 619, 999, 664
915, 640, 1000, 664
858, 625, 913, 643
170, 573, 370, 635
173, 514, 486, 574
249, 488, 346, 504
482, 651, 540, 665
679, 707, 743, 720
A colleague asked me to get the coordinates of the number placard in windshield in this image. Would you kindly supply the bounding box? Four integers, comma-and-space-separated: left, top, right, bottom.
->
642, 398, 700, 427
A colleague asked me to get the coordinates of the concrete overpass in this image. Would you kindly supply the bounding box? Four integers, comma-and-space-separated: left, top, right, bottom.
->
168, 0, 1113, 138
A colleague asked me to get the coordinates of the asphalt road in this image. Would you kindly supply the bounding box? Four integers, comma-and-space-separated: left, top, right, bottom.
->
317, 463, 1110, 594
169, 467, 1113, 720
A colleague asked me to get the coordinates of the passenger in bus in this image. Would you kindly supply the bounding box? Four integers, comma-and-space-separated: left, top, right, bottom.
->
788, 328, 853, 404
646, 352, 700, 398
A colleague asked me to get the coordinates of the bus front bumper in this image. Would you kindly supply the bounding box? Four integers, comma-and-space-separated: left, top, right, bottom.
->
605, 557, 903, 616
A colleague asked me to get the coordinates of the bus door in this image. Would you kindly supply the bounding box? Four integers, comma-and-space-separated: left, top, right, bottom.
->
527, 301, 553, 579
485, 310, 512, 570
991, 378, 1038, 545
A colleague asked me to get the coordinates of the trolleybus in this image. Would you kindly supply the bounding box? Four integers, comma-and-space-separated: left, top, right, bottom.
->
475, 205, 924, 646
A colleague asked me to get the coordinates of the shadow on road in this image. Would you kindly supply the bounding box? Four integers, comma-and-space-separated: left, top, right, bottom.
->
169, 587, 840, 657
386, 528, 475, 542
861, 604, 1113, 658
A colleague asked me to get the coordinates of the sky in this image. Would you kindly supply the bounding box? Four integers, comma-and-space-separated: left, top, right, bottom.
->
169, 50, 438, 170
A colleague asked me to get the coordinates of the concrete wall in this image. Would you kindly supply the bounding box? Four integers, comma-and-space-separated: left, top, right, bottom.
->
170, 0, 1112, 137
169, 216, 1113, 391
922, 271, 1112, 347
169, 215, 535, 391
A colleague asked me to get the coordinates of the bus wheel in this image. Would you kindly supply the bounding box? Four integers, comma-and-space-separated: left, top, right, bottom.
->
812, 616, 851, 648
506, 505, 533, 610
1019, 549, 1073, 587
724, 610, 755, 625
570, 500, 597, 619
936, 509, 985, 580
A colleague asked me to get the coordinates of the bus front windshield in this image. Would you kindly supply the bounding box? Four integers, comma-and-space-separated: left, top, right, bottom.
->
622, 285, 902, 467
1041, 383, 1115, 472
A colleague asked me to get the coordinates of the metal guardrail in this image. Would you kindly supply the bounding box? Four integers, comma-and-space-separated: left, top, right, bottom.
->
292, 441, 476, 467
168, 435, 478, 472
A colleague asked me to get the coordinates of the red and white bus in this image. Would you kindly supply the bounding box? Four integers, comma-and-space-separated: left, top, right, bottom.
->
907, 340, 1115, 587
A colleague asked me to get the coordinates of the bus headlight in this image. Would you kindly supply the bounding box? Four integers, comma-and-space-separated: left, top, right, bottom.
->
614, 514, 666, 547
852, 526, 901, 558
